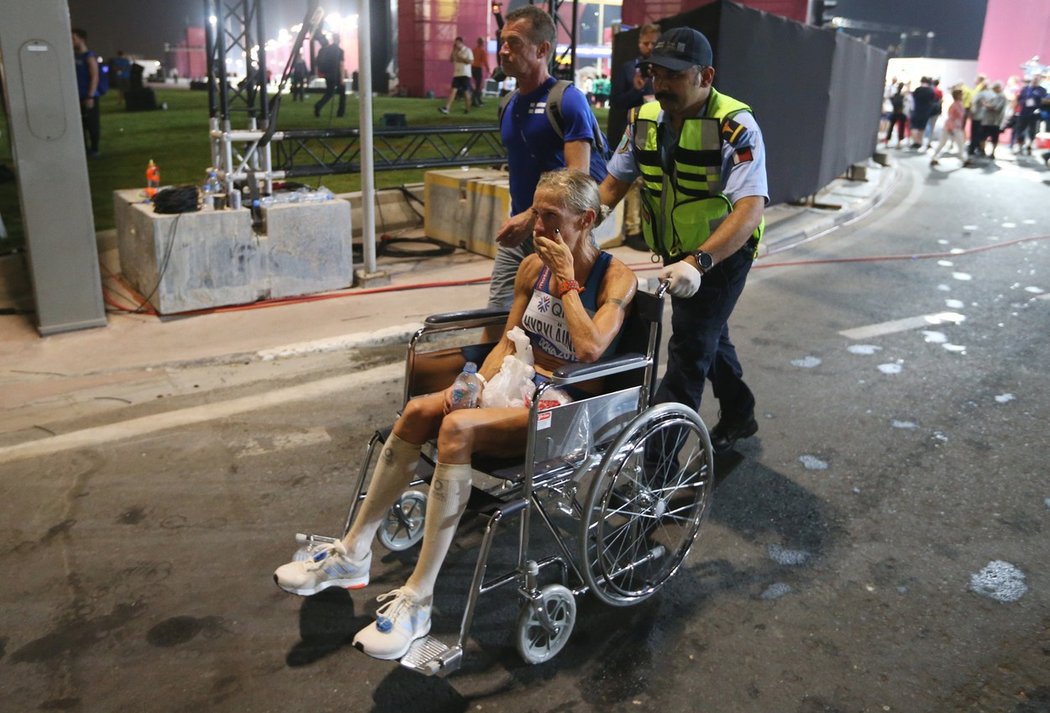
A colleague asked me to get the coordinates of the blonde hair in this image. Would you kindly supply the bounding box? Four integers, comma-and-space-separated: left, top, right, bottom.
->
536, 169, 607, 227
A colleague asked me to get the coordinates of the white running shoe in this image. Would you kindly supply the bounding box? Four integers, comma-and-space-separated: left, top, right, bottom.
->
353, 588, 431, 660
273, 542, 370, 596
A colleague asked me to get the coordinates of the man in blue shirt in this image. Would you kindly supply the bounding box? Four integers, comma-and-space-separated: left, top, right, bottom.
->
72, 28, 101, 158
600, 28, 768, 453
1016, 74, 1047, 155
487, 5, 607, 310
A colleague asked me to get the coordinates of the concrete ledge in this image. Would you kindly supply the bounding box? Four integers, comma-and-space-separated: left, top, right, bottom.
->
114, 190, 354, 313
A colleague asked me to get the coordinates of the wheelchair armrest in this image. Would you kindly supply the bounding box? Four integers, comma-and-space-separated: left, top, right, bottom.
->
424, 308, 510, 328
550, 353, 649, 386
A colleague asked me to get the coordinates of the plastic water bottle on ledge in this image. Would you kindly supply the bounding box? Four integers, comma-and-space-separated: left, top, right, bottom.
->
145, 159, 159, 199
201, 168, 223, 210
450, 362, 483, 410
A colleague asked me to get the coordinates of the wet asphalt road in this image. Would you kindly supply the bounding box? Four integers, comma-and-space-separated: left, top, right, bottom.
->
1, 150, 1049, 713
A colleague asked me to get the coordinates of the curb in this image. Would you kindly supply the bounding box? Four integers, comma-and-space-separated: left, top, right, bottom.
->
758, 163, 900, 257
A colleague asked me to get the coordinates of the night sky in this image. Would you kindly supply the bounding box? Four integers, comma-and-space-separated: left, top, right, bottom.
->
65, 0, 990, 62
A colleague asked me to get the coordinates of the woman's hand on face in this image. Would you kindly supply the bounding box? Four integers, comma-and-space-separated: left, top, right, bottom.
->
534, 230, 574, 282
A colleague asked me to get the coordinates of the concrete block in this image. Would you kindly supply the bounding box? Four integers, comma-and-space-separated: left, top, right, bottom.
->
340, 186, 421, 239
424, 168, 509, 256
464, 177, 511, 258
263, 199, 353, 298
113, 189, 354, 313
116, 190, 262, 313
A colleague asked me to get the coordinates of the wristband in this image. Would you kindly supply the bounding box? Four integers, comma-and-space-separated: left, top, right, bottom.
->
560, 279, 583, 298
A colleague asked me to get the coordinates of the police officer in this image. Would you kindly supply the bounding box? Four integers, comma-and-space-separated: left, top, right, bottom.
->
599, 27, 767, 452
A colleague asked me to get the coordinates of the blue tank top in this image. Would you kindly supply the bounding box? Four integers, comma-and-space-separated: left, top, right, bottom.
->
521, 251, 619, 363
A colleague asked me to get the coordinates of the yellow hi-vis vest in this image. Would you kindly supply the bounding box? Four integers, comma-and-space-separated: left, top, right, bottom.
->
633, 89, 765, 259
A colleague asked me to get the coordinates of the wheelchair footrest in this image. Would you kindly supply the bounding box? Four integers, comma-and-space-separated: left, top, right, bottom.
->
400, 637, 462, 676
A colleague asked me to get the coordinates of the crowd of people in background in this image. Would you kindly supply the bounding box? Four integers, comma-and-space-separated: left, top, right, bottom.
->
880, 71, 1049, 168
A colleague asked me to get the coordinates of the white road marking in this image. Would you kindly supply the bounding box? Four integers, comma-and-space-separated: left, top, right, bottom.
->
840, 312, 965, 340
0, 363, 403, 465
236, 428, 332, 457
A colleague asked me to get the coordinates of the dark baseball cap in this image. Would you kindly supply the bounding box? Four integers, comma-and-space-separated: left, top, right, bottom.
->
645, 27, 713, 71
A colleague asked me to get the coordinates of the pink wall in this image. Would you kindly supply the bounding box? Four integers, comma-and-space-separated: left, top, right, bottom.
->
977, 0, 1050, 81
171, 27, 207, 80
623, 0, 808, 26
397, 0, 492, 98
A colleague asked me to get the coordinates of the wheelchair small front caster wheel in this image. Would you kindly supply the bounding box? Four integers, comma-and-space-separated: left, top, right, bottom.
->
515, 584, 576, 664
377, 490, 427, 552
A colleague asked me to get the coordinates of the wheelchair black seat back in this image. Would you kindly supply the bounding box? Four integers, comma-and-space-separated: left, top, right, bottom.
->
294, 284, 714, 675
403, 288, 663, 407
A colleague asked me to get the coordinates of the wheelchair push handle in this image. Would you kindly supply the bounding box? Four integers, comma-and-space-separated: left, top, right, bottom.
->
655, 279, 670, 298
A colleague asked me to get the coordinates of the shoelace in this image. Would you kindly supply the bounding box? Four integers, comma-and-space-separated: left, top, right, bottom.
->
374, 588, 419, 633
308, 542, 347, 570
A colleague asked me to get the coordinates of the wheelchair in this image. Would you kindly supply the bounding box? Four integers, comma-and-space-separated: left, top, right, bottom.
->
289, 282, 715, 675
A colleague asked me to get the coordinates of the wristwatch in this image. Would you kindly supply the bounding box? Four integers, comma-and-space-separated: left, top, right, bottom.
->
692, 249, 714, 274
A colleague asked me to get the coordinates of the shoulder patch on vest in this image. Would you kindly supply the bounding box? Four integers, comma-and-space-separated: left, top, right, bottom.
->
732, 147, 754, 165
721, 118, 745, 145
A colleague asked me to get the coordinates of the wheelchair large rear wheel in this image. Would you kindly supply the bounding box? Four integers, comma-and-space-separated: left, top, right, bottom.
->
579, 403, 713, 606
377, 490, 427, 551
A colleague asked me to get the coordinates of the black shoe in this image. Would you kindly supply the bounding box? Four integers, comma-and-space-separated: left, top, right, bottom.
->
624, 232, 648, 252
710, 414, 758, 453
313, 106, 321, 117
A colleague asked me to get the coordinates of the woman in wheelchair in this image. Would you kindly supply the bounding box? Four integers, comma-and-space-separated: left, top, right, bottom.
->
274, 169, 638, 660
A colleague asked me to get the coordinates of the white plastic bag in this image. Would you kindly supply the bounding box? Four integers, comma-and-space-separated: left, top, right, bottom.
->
480, 327, 536, 408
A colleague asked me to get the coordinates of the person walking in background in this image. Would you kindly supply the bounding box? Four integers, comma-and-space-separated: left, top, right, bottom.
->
908, 77, 935, 149
962, 73, 987, 156
608, 22, 661, 250
440, 37, 474, 115
486, 5, 608, 311
313, 34, 345, 118
930, 88, 968, 167
884, 83, 908, 148
599, 27, 768, 453
923, 78, 943, 150
290, 54, 308, 102
1015, 74, 1047, 154
978, 81, 1008, 160
72, 28, 101, 158
470, 37, 489, 107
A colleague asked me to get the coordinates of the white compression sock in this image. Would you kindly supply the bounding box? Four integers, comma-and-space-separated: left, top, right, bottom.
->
404, 461, 473, 600
344, 432, 422, 561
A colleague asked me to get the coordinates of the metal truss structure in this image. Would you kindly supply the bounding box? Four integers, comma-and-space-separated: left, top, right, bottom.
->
268, 126, 506, 178
202, 0, 582, 194
544, 0, 580, 77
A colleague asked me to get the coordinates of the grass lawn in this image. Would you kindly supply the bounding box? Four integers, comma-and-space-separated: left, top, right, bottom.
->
0, 87, 609, 249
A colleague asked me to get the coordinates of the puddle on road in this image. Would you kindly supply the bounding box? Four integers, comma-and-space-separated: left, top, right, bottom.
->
970, 561, 1027, 603
952, 272, 973, 281
945, 299, 965, 309
760, 582, 792, 600
791, 356, 822, 368
878, 363, 902, 375
767, 544, 812, 566
937, 284, 952, 292
937, 260, 954, 267
922, 330, 947, 343
1024, 286, 1045, 294
995, 393, 1015, 404
799, 455, 828, 471
847, 344, 881, 355
891, 420, 918, 429
942, 344, 966, 353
